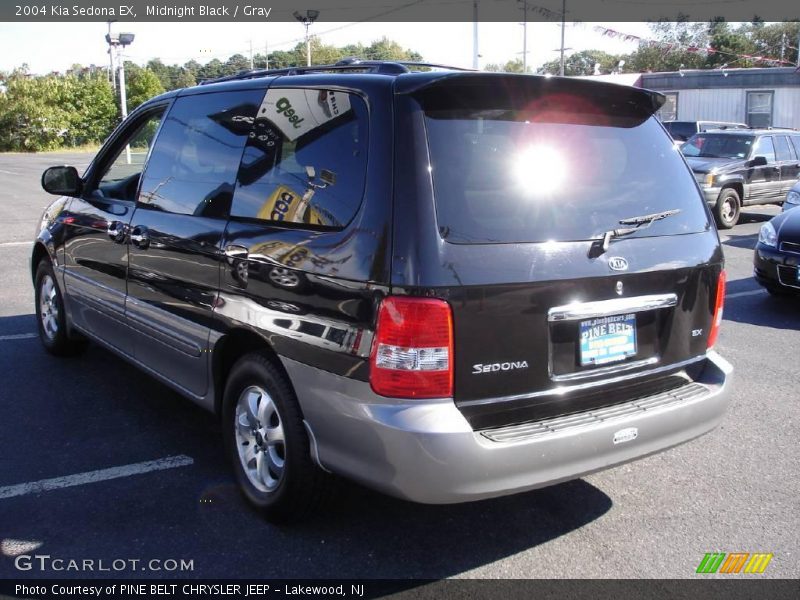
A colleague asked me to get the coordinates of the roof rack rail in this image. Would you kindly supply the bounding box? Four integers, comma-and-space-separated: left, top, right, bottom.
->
199, 58, 475, 85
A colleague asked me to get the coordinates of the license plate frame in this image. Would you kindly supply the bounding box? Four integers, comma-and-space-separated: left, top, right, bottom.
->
579, 313, 637, 367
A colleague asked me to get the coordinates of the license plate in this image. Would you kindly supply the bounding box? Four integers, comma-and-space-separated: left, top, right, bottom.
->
579, 313, 637, 366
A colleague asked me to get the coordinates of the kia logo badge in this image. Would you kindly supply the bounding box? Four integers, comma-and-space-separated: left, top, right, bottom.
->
608, 257, 629, 271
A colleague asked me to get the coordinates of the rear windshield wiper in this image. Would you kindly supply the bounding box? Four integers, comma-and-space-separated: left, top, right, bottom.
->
589, 209, 682, 257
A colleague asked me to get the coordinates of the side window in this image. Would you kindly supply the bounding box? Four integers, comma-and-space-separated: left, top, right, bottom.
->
789, 136, 800, 159
774, 136, 793, 161
231, 88, 369, 229
137, 90, 263, 218
752, 136, 775, 162
96, 110, 164, 201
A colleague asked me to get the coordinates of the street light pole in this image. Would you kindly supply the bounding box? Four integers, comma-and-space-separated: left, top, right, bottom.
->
559, 0, 566, 76
518, 0, 528, 73
293, 10, 319, 67
105, 29, 135, 161
106, 20, 117, 92
472, 1, 479, 70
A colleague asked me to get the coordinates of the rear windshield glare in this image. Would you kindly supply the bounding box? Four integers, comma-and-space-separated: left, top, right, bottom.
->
420, 91, 710, 244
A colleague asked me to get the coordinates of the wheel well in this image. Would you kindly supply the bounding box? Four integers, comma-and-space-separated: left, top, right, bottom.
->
721, 182, 743, 202
211, 328, 291, 417
31, 243, 49, 281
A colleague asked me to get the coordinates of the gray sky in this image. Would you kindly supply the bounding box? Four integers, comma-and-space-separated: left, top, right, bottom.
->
0, 21, 653, 73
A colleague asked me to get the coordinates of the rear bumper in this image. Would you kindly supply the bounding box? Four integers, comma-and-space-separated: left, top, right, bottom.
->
283, 352, 732, 504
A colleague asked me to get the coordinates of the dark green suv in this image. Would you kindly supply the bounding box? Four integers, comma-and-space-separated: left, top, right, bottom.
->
682, 129, 800, 228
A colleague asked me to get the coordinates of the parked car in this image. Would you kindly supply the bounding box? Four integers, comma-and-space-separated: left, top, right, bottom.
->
782, 180, 800, 212
33, 61, 732, 522
663, 120, 748, 142
754, 208, 800, 296
681, 129, 800, 228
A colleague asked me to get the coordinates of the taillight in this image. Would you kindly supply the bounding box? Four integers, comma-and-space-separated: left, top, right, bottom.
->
369, 297, 453, 398
707, 269, 726, 349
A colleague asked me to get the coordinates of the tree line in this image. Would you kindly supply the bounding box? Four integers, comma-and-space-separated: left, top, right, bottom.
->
0, 37, 421, 152
486, 20, 799, 75
1, 22, 797, 152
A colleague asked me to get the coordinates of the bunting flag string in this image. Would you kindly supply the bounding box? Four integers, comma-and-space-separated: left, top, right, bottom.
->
593, 25, 795, 67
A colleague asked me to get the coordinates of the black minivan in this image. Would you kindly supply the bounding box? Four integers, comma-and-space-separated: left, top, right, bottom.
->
34, 61, 732, 521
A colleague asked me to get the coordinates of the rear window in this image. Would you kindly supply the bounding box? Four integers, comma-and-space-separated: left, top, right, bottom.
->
422, 94, 709, 245
664, 121, 696, 141
681, 134, 753, 159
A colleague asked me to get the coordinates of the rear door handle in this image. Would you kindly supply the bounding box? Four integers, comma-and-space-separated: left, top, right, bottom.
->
107, 221, 127, 243
130, 226, 150, 250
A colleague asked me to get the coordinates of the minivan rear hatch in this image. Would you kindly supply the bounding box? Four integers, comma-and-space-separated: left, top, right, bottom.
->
392, 74, 723, 429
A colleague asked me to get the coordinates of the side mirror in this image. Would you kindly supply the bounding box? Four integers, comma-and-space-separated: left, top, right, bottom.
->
41, 166, 82, 196
749, 156, 768, 168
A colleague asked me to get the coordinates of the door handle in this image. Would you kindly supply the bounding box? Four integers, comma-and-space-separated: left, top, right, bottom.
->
130, 226, 150, 250
107, 221, 127, 243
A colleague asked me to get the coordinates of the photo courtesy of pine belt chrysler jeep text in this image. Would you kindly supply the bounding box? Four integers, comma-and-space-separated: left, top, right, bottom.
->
33, 60, 733, 522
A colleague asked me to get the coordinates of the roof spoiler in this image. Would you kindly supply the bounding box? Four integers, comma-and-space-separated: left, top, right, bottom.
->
397, 73, 666, 122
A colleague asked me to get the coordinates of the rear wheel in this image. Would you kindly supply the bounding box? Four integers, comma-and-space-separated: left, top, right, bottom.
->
34, 260, 87, 356
714, 188, 741, 229
222, 352, 331, 523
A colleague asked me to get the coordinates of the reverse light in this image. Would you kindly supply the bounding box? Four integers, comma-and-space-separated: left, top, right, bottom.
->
370, 297, 453, 399
707, 270, 726, 350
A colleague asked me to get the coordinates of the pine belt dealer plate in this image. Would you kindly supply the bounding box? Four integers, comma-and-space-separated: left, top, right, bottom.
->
579, 313, 637, 366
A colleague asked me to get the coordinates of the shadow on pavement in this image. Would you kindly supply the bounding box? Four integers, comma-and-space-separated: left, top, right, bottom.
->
721, 231, 758, 251
723, 280, 800, 331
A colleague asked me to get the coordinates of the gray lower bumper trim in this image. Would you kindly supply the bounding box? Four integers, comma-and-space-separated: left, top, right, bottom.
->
282, 352, 732, 504
482, 382, 708, 443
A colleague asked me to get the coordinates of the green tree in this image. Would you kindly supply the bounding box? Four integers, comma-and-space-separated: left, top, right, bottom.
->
224, 53, 251, 74
484, 59, 528, 73
748, 20, 800, 65
538, 50, 625, 75
123, 64, 165, 111
0, 73, 71, 151
63, 71, 117, 146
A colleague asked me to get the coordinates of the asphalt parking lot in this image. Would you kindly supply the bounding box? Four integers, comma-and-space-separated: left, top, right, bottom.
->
0, 151, 798, 580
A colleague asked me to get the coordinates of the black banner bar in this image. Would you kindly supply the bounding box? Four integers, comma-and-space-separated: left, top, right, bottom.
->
2, 579, 800, 600
2, 0, 799, 23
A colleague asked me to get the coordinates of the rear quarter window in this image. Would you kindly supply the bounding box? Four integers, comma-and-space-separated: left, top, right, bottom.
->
231, 88, 368, 230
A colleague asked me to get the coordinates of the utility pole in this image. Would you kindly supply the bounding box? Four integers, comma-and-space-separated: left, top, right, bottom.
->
796, 27, 800, 67
559, 0, 566, 76
518, 0, 528, 73
265, 41, 269, 69
249, 40, 254, 70
472, 1, 479, 69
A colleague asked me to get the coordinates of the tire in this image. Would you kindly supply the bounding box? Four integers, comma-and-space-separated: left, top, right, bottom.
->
34, 260, 87, 356
222, 352, 331, 523
714, 188, 741, 229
